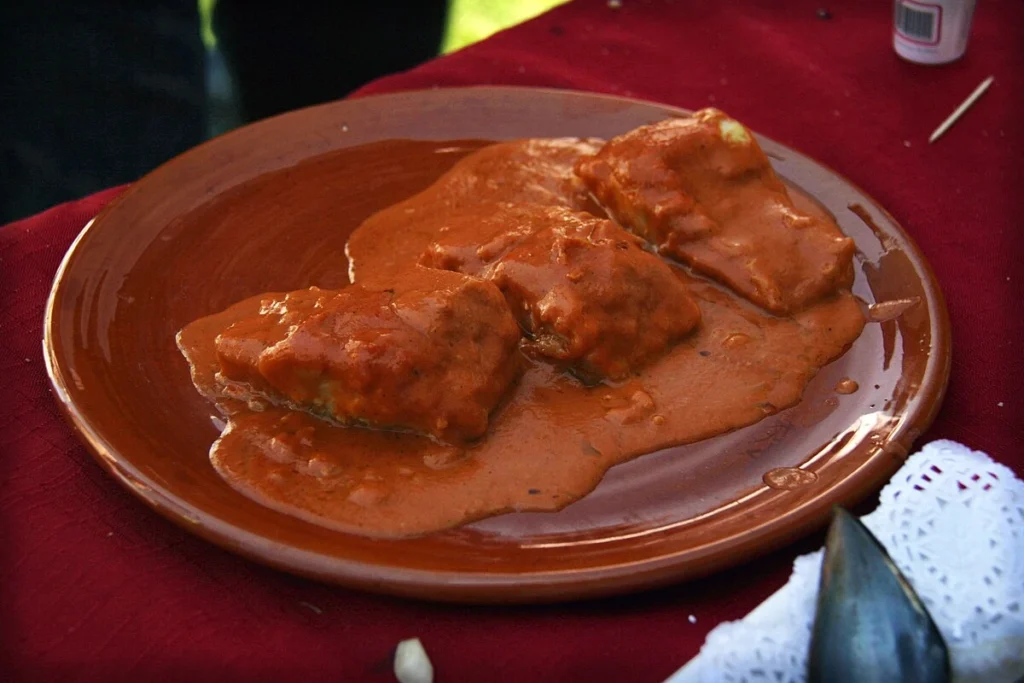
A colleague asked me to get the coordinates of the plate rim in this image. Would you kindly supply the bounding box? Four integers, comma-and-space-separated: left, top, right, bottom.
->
42, 85, 952, 603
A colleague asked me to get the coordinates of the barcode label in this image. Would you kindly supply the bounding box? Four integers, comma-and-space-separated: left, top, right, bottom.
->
896, 2, 939, 43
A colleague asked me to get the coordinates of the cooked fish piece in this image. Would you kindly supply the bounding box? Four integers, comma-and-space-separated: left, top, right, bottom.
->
215, 267, 522, 443
347, 137, 605, 285
577, 108, 855, 314
421, 205, 701, 382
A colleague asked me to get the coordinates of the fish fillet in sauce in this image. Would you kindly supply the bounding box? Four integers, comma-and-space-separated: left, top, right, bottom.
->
421, 204, 701, 381
213, 267, 521, 444
347, 137, 604, 284
576, 109, 856, 314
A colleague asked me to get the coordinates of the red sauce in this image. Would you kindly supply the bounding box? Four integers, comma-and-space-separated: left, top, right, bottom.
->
178, 127, 866, 538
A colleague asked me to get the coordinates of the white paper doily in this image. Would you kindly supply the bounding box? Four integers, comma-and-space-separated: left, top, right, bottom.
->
668, 440, 1024, 683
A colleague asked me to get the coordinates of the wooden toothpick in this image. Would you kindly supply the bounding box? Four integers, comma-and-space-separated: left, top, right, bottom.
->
929, 75, 995, 144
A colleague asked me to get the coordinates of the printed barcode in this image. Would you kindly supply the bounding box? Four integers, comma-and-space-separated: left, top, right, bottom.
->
896, 3, 938, 42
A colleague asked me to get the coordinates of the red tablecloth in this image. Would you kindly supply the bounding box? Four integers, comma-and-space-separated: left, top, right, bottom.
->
2, 1, 1021, 680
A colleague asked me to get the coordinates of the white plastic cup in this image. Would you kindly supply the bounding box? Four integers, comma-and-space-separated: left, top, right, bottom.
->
893, 0, 978, 65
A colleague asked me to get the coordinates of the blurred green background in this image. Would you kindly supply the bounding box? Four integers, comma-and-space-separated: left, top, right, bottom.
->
442, 0, 569, 52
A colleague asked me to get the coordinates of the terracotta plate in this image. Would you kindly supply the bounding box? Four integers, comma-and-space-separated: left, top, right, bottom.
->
43, 87, 950, 603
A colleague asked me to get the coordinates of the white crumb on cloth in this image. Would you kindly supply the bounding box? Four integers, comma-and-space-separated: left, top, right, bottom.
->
394, 637, 434, 683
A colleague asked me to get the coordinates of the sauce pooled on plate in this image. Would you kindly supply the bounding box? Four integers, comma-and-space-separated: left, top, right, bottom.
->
177, 109, 866, 537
